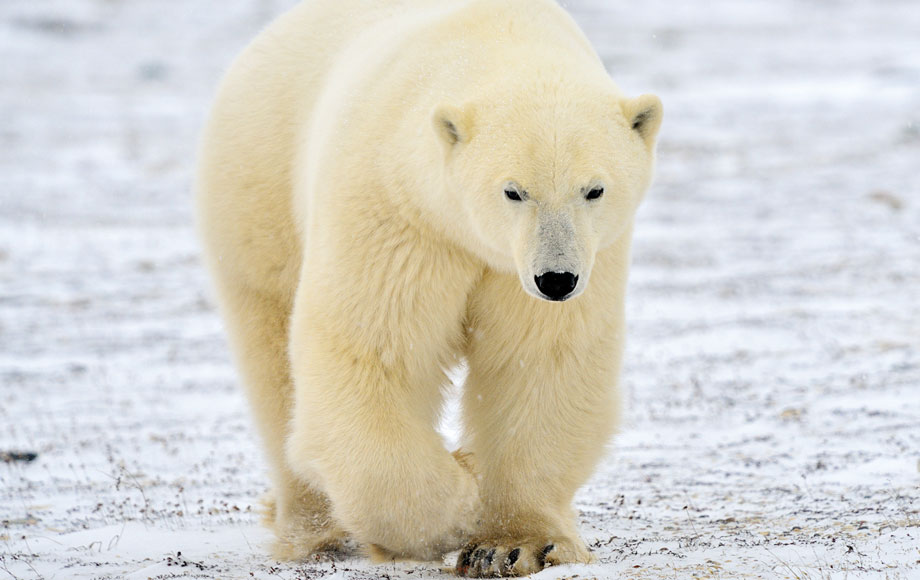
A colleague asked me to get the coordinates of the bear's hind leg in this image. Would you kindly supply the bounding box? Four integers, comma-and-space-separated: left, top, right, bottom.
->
216, 283, 347, 559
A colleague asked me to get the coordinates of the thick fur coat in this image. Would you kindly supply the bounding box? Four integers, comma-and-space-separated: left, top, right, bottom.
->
196, 0, 661, 575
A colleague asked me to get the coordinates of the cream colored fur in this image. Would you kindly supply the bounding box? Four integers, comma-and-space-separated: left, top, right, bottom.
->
196, 0, 661, 574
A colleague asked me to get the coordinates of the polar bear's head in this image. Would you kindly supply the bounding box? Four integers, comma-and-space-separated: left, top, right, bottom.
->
432, 84, 662, 301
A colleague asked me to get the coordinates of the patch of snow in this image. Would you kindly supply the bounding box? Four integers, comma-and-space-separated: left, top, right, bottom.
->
2, 0, 918, 578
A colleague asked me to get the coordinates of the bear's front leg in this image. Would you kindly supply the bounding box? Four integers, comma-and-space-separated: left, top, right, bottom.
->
284, 219, 484, 561
458, 263, 626, 576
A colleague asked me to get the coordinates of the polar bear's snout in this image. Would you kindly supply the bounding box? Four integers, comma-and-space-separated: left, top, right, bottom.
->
534, 271, 579, 301
518, 207, 590, 302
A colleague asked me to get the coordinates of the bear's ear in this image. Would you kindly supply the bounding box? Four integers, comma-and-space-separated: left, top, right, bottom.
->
432, 104, 473, 149
621, 94, 663, 147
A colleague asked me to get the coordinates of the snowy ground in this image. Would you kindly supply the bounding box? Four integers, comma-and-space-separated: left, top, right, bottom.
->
2, 0, 919, 578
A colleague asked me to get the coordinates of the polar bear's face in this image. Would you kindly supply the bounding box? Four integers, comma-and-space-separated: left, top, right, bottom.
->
433, 91, 662, 301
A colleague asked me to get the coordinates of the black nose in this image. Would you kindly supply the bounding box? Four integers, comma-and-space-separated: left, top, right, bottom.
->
534, 272, 578, 301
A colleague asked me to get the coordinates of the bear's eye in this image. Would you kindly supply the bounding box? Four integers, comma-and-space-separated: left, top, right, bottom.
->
504, 187, 524, 202
586, 187, 604, 201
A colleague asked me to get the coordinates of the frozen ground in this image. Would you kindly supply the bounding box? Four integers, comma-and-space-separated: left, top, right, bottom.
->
1, 0, 919, 578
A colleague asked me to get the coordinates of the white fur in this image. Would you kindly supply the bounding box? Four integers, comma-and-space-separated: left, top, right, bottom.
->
196, 0, 661, 572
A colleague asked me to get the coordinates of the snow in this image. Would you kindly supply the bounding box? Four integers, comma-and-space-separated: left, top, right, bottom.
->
2, 0, 919, 578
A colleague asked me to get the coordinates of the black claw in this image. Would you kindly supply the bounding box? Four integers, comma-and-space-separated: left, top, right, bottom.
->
483, 548, 495, 568
537, 544, 554, 567
458, 544, 477, 573
507, 548, 521, 566
467, 546, 493, 578
471, 547, 487, 570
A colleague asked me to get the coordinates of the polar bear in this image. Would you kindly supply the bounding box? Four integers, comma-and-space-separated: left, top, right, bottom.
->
196, 0, 661, 576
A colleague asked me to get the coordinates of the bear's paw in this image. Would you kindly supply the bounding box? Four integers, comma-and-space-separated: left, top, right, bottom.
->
455, 535, 594, 577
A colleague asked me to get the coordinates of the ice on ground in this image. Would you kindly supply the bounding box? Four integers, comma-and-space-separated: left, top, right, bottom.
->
2, 0, 919, 578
